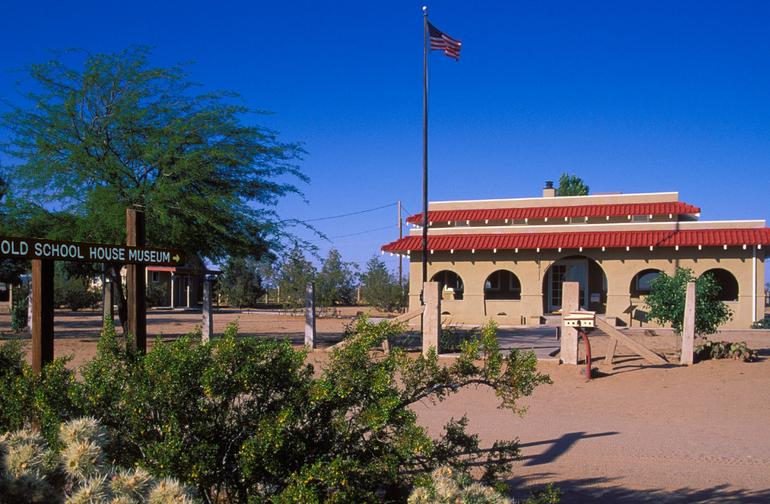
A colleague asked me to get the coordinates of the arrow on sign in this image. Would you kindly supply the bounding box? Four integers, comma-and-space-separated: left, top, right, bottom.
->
173, 254, 181, 263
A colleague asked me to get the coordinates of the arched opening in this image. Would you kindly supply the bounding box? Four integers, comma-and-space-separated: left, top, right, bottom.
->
701, 268, 739, 301
484, 270, 521, 300
542, 255, 607, 314
431, 270, 464, 300
629, 269, 664, 298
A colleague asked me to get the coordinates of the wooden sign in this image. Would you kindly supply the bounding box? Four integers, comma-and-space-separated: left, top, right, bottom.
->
0, 236, 184, 266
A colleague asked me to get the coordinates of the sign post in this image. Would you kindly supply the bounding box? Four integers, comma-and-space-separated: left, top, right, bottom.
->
126, 208, 147, 353
202, 275, 214, 343
31, 259, 54, 374
305, 282, 316, 349
1, 233, 185, 372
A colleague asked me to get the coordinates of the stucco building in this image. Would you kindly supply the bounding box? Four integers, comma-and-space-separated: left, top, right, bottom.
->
382, 184, 769, 328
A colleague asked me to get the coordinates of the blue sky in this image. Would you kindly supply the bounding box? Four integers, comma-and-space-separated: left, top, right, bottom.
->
2, 1, 769, 273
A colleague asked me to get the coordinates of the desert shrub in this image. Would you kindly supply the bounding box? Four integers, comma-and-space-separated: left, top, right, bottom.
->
645, 268, 732, 335
0, 417, 195, 503
9, 284, 29, 332
146, 281, 169, 308
0, 342, 79, 447
694, 340, 758, 362
4, 318, 549, 502
408, 465, 511, 503
54, 271, 100, 311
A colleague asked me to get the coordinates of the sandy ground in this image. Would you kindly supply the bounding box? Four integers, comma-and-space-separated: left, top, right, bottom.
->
2, 307, 770, 503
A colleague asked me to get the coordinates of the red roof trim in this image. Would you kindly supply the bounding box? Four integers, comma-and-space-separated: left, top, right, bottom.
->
381, 228, 770, 253
405, 202, 701, 225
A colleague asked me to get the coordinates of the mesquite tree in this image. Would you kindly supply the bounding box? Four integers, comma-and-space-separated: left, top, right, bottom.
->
1, 47, 306, 331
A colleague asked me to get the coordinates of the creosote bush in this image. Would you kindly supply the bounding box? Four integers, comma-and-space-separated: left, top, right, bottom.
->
0, 317, 551, 502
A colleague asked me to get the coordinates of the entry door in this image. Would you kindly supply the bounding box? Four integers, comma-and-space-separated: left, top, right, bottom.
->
548, 259, 588, 311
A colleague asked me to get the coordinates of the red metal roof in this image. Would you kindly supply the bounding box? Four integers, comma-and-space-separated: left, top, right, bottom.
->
405, 201, 701, 225
381, 228, 770, 253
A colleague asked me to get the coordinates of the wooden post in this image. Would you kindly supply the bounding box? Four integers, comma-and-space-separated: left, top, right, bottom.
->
560, 281, 580, 365
126, 207, 147, 353
422, 281, 441, 356
681, 281, 696, 366
31, 259, 54, 374
305, 282, 316, 349
202, 275, 213, 343
26, 284, 33, 333
102, 265, 114, 326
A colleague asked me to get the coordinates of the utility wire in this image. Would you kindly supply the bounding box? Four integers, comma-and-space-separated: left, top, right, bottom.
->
301, 202, 395, 223
329, 224, 393, 239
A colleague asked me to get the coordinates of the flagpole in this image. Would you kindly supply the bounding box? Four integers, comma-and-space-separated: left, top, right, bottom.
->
421, 5, 429, 298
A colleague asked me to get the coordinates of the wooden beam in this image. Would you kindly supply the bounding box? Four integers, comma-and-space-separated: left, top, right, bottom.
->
202, 276, 213, 343
305, 282, 316, 349
681, 281, 696, 365
31, 259, 54, 374
595, 318, 667, 365
126, 207, 147, 353
422, 281, 441, 356
560, 282, 580, 365
602, 336, 618, 370
392, 308, 425, 323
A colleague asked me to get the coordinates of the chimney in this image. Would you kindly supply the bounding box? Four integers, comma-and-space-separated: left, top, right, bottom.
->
543, 180, 556, 198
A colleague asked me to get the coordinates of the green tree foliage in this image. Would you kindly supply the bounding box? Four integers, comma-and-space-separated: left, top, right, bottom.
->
0, 320, 550, 502
360, 256, 404, 311
218, 256, 266, 307
556, 173, 589, 196
277, 246, 317, 308
1, 47, 305, 259
315, 248, 357, 307
645, 267, 732, 335
1, 47, 307, 328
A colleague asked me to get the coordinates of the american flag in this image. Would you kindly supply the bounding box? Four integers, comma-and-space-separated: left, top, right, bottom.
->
428, 21, 462, 60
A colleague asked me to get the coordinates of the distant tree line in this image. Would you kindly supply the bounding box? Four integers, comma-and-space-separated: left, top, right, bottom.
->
217, 248, 407, 312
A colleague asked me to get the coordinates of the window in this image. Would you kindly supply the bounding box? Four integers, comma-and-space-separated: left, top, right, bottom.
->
484, 270, 521, 300
630, 269, 663, 297
430, 271, 464, 300
701, 269, 739, 302
151, 271, 160, 283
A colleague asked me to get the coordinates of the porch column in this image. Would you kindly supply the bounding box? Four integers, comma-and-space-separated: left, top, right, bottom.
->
170, 275, 176, 308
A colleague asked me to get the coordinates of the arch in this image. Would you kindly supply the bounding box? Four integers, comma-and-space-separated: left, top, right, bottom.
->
629, 269, 664, 297
701, 268, 739, 301
484, 270, 521, 300
430, 270, 464, 300
542, 255, 607, 314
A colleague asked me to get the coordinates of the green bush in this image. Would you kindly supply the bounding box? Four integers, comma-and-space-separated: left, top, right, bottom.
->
1, 318, 550, 502
146, 281, 169, 307
751, 318, 770, 329
9, 284, 29, 332
54, 272, 100, 311
0, 341, 79, 447
645, 268, 732, 335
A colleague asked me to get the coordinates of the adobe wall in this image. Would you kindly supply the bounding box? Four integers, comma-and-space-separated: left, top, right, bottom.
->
407, 246, 765, 329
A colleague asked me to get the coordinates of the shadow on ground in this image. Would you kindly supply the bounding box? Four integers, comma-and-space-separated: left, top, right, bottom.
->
508, 473, 770, 503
